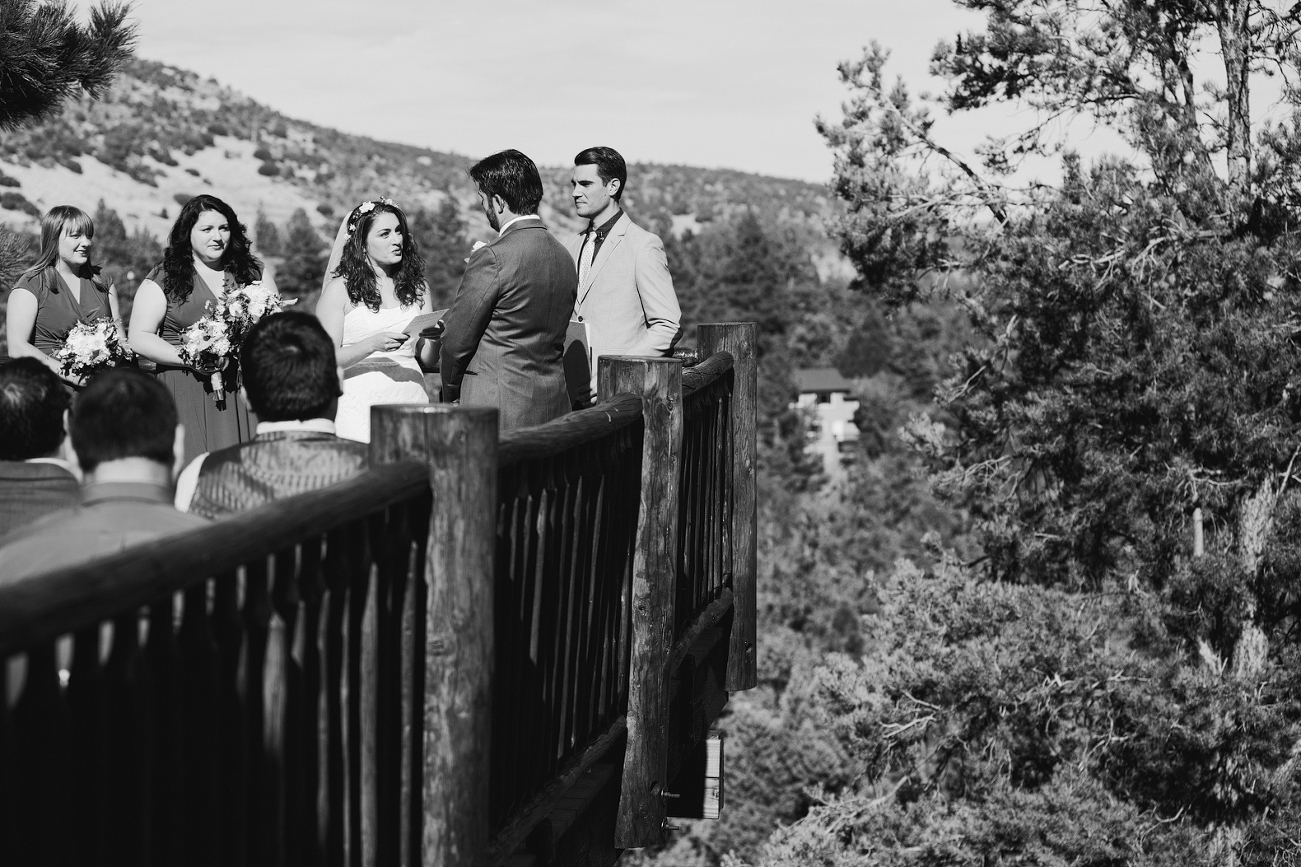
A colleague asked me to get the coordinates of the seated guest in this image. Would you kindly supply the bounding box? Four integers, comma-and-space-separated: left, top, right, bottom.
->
0, 369, 208, 581
0, 358, 79, 537
174, 311, 368, 518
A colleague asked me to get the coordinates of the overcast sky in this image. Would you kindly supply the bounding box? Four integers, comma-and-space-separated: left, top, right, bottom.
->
114, 0, 1015, 183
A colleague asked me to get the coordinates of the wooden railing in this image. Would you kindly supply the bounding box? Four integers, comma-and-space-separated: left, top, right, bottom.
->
0, 321, 757, 866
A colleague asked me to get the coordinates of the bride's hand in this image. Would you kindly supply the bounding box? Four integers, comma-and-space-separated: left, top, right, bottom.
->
367, 331, 411, 354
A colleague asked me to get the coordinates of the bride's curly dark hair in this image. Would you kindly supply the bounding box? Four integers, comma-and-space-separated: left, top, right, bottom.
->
160, 194, 261, 303
333, 201, 426, 311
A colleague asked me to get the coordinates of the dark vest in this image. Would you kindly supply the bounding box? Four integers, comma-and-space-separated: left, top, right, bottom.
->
189, 430, 369, 519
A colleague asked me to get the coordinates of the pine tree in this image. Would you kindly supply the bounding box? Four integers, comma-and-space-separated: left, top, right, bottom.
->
0, 0, 138, 131
408, 198, 467, 309
277, 208, 326, 299
91, 199, 162, 320
254, 210, 282, 257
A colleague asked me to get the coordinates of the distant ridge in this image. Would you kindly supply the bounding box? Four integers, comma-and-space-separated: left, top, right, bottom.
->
0, 59, 834, 242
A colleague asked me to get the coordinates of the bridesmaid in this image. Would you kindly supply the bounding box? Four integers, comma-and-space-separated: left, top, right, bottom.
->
129, 194, 272, 463
5, 205, 124, 386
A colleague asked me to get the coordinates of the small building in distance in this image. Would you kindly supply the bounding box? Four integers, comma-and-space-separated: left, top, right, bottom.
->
793, 367, 860, 478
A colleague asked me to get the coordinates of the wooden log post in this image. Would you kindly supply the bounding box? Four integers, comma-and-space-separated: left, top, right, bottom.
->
370, 404, 498, 867
697, 323, 758, 691
599, 357, 683, 848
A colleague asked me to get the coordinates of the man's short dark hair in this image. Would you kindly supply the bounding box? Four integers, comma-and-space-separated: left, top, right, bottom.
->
71, 369, 177, 472
574, 146, 627, 202
0, 358, 70, 460
469, 149, 544, 215
240, 312, 340, 422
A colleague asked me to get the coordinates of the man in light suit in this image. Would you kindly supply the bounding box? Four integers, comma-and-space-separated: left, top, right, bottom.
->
441, 149, 576, 432
565, 146, 682, 404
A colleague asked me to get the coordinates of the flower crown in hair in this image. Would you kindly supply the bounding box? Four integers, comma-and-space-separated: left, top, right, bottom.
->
347, 197, 396, 234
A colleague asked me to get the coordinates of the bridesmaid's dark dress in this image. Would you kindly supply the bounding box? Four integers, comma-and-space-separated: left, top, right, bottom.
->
13, 268, 114, 396
145, 265, 257, 464
15, 267, 114, 355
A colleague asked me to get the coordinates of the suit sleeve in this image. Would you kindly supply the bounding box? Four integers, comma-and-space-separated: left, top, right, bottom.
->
629, 233, 682, 356
440, 247, 500, 402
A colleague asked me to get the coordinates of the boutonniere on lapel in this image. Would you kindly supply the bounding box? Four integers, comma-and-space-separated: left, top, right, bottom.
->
465, 240, 487, 264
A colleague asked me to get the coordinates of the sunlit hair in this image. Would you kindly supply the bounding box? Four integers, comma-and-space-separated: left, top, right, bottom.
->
160, 194, 261, 303
574, 146, 627, 202
22, 205, 105, 293
470, 149, 543, 215
332, 200, 426, 312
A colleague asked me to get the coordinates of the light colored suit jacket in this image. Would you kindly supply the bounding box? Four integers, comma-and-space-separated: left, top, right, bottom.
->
564, 213, 681, 394
440, 219, 576, 433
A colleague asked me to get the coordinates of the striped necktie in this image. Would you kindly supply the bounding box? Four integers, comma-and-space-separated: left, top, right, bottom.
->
578, 226, 598, 288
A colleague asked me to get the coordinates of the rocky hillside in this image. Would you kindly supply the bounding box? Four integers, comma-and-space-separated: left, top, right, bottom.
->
0, 59, 835, 245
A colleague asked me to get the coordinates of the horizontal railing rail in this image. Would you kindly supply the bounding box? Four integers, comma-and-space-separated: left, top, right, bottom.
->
0, 461, 429, 656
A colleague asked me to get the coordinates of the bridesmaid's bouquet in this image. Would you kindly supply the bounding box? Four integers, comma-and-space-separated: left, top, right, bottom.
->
177, 302, 234, 405
222, 280, 295, 342
53, 317, 130, 380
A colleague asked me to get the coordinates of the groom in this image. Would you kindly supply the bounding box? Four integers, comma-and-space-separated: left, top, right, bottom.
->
440, 149, 576, 432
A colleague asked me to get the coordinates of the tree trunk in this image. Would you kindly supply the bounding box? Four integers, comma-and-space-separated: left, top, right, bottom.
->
1217, 0, 1253, 198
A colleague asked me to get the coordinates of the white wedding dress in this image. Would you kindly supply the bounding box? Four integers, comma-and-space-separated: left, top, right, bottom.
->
335, 304, 430, 443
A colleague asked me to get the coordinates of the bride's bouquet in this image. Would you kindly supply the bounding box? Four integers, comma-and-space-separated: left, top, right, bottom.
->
53, 317, 131, 381
178, 302, 234, 404
222, 280, 295, 342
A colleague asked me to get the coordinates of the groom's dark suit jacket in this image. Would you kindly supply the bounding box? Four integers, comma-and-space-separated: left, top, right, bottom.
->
440, 218, 577, 433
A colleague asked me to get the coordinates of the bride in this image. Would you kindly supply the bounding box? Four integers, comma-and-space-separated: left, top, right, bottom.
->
316, 199, 437, 442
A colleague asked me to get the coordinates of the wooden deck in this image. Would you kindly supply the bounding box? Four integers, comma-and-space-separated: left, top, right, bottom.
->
0, 322, 757, 867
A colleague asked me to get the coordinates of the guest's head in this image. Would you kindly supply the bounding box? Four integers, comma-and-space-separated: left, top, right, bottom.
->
161, 194, 261, 303
572, 147, 626, 219
470, 149, 544, 230
334, 199, 425, 312
23, 205, 99, 286
240, 312, 343, 422
70, 369, 183, 482
0, 359, 71, 461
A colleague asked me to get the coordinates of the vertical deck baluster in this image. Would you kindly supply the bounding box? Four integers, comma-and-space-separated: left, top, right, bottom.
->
242, 555, 275, 862
578, 461, 608, 739
104, 609, 153, 866
177, 581, 220, 866
265, 545, 304, 867
342, 520, 369, 867
707, 390, 728, 601
211, 566, 249, 866
681, 399, 702, 633
11, 640, 72, 863
295, 535, 327, 867
374, 505, 406, 867
147, 592, 184, 864
528, 479, 554, 795
320, 527, 350, 867
614, 426, 643, 709
699, 325, 758, 690
593, 438, 624, 725
66, 623, 109, 862
396, 497, 431, 867
555, 464, 586, 760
